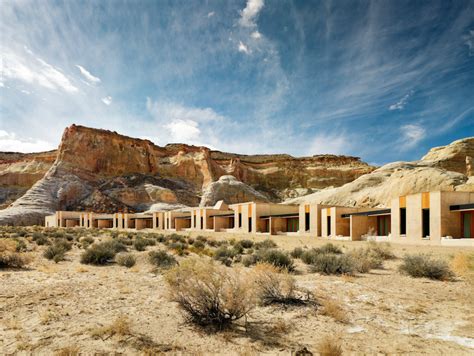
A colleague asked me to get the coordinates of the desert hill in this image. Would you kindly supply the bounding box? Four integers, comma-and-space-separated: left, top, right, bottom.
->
0, 125, 373, 225
289, 137, 474, 207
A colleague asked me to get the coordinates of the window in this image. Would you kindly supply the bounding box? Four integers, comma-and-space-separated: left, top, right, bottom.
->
238, 213, 242, 228
248, 218, 252, 232
200, 217, 204, 229
400, 208, 406, 235
193, 215, 196, 227
327, 216, 331, 236
305, 212, 310, 231
462, 212, 473, 238
156, 217, 159, 228
287, 218, 299, 232
229, 216, 235, 228
377, 215, 390, 236
422, 209, 430, 238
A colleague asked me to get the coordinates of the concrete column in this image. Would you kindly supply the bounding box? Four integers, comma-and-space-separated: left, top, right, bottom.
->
298, 204, 306, 234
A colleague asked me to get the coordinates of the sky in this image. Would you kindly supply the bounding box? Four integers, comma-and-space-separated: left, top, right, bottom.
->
0, 0, 473, 165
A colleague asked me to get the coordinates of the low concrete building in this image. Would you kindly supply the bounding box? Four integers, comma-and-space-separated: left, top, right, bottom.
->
45, 211, 82, 228
343, 209, 391, 241
321, 206, 359, 240
189, 200, 234, 232
391, 191, 474, 246
165, 208, 191, 231
228, 202, 300, 235
298, 203, 334, 236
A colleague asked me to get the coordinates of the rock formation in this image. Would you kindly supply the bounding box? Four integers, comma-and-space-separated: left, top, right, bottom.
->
289, 137, 474, 208
0, 125, 374, 225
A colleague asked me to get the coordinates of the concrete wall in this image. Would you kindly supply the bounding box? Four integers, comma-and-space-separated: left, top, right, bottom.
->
271, 217, 287, 234
45, 215, 56, 227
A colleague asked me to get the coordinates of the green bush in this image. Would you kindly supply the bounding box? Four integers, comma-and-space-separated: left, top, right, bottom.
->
80, 236, 95, 248
168, 242, 188, 255
213, 246, 237, 265
290, 247, 304, 259
254, 240, 277, 250
101, 240, 127, 253
348, 248, 384, 273
170, 234, 186, 243
116, 253, 136, 268
148, 250, 178, 270
399, 254, 454, 281
15, 239, 28, 252
133, 237, 148, 251
318, 243, 343, 255
310, 253, 355, 275
301, 249, 320, 264
80, 242, 118, 265
43, 244, 66, 263
242, 254, 259, 267
238, 239, 254, 249
193, 240, 205, 249
258, 249, 295, 272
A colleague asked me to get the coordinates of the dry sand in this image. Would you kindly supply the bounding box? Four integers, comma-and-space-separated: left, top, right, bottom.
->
1, 231, 473, 355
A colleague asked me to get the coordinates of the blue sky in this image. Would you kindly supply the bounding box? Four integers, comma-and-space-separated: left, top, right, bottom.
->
0, 0, 473, 164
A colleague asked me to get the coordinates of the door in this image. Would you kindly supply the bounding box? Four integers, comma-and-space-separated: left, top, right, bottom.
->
462, 211, 474, 238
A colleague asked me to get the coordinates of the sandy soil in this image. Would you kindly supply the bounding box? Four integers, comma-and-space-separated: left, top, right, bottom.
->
1, 231, 473, 355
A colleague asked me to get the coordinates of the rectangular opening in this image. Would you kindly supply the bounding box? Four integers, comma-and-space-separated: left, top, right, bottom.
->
263, 219, 269, 233
287, 218, 299, 232
156, 217, 159, 228
229, 216, 235, 228
193, 215, 196, 228
422, 209, 430, 238
200, 217, 203, 229
305, 212, 310, 231
327, 216, 331, 236
400, 208, 406, 235
238, 213, 242, 228
462, 212, 473, 238
248, 218, 252, 233
377, 215, 390, 236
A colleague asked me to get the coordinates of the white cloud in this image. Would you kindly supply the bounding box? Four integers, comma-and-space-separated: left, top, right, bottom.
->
464, 30, 474, 56
400, 124, 425, 148
0, 130, 55, 153
308, 133, 349, 155
1, 48, 78, 93
146, 98, 225, 123
239, 0, 264, 28
207, 11, 215, 18
75, 64, 101, 84
165, 119, 200, 142
238, 41, 250, 54
20, 89, 31, 95
101, 96, 112, 105
389, 92, 413, 111
0, 82, 4, 87
251, 31, 262, 39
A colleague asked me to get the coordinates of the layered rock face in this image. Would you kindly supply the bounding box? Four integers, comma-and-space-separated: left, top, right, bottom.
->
290, 137, 474, 208
0, 151, 56, 208
0, 125, 374, 225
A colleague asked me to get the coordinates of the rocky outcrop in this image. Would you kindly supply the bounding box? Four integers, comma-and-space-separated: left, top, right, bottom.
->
0, 125, 375, 225
289, 137, 474, 208
0, 150, 56, 208
200, 175, 270, 206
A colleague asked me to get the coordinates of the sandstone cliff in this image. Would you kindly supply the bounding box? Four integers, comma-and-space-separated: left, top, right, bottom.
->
289, 137, 474, 208
0, 125, 374, 225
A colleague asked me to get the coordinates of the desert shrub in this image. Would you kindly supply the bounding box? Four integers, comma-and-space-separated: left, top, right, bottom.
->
117, 236, 133, 246
253, 264, 311, 305
290, 247, 304, 259
320, 298, 348, 323
0, 239, 31, 268
310, 253, 355, 275
196, 235, 207, 243
399, 254, 454, 281
168, 242, 188, 256
213, 246, 237, 265
170, 233, 186, 243
348, 248, 383, 273
237, 239, 254, 249
43, 240, 71, 263
254, 239, 277, 250
155, 234, 167, 243
317, 336, 343, 356
80, 236, 94, 248
15, 239, 28, 252
133, 237, 148, 251
35, 236, 49, 246
32, 232, 45, 241
101, 240, 127, 253
193, 240, 205, 249
242, 254, 259, 267
116, 253, 136, 268
318, 243, 343, 255
91, 314, 131, 339
188, 237, 195, 245
258, 249, 295, 272
165, 259, 256, 329
231, 243, 244, 255
80, 242, 118, 265
366, 241, 395, 260
148, 250, 177, 269
206, 239, 218, 247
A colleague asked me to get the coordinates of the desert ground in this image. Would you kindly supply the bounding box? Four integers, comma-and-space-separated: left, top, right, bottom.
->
1, 227, 473, 355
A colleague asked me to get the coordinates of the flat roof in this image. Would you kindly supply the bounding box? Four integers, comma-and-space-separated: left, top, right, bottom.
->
260, 213, 299, 219
450, 203, 474, 211
341, 209, 391, 218
175, 216, 191, 220
209, 213, 235, 218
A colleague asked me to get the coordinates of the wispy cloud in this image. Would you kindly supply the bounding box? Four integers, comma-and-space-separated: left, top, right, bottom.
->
207, 11, 215, 18
239, 0, 264, 28
0, 130, 56, 152
399, 124, 426, 149
238, 41, 250, 54
307, 132, 351, 155
75, 65, 101, 84
101, 96, 112, 105
1, 47, 78, 93
464, 29, 474, 56
389, 91, 413, 111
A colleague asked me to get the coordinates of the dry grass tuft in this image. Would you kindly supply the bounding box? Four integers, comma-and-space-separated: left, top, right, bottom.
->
54, 345, 80, 356
317, 336, 343, 356
450, 252, 471, 276
91, 315, 132, 340
0, 239, 32, 268
320, 299, 348, 323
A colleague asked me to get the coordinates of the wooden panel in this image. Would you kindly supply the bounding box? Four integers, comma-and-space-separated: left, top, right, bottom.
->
326, 208, 331, 216
399, 196, 406, 208
248, 204, 252, 215
238, 205, 241, 213
305, 204, 310, 213
422, 192, 430, 209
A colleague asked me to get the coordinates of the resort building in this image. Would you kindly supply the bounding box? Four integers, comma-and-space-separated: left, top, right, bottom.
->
164, 208, 191, 231
189, 200, 235, 232
45, 211, 82, 228
228, 202, 300, 235
298, 203, 334, 236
